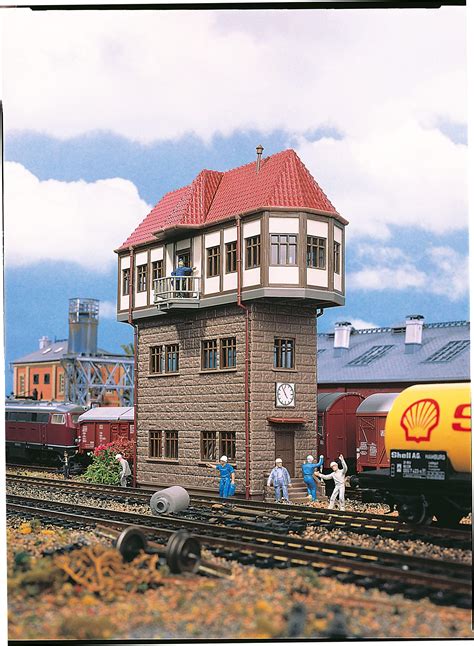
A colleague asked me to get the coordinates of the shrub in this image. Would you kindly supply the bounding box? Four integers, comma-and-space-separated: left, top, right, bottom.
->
83, 439, 134, 485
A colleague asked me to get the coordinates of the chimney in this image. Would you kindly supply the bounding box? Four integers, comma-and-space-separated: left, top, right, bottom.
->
39, 336, 51, 350
256, 144, 264, 173
405, 314, 424, 353
334, 321, 352, 356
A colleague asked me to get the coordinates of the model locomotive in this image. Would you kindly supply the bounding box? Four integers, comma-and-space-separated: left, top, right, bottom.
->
350, 383, 471, 527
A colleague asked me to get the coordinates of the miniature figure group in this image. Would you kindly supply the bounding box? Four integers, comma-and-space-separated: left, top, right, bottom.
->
267, 454, 348, 510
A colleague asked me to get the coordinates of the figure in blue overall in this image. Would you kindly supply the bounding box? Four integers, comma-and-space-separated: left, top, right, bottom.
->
301, 454, 324, 502
171, 260, 194, 296
267, 458, 292, 503
207, 455, 235, 498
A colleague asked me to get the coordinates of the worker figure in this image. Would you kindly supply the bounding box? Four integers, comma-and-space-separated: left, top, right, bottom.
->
316, 454, 348, 511
115, 453, 131, 487
267, 458, 292, 503
207, 455, 235, 498
61, 450, 71, 479
171, 260, 194, 296
301, 454, 324, 502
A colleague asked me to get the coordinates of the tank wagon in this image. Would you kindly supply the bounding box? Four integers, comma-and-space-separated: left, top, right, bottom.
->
351, 383, 471, 526
77, 406, 135, 452
5, 399, 85, 462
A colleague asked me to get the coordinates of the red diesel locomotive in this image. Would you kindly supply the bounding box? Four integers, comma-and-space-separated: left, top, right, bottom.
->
5, 399, 86, 462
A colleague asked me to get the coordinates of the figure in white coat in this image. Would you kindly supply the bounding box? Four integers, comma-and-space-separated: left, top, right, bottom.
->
316, 454, 347, 511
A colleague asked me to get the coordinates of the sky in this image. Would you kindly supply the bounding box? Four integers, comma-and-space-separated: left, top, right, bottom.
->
1, 6, 469, 394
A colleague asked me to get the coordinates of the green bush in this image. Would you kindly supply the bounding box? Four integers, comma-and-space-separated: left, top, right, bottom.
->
83, 447, 121, 485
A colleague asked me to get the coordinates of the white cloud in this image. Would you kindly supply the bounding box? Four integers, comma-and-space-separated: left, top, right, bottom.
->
4, 162, 151, 271
99, 301, 118, 319
348, 319, 379, 330
347, 244, 469, 301
2, 9, 466, 143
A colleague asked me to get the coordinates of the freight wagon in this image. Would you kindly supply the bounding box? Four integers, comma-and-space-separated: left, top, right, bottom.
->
77, 406, 135, 452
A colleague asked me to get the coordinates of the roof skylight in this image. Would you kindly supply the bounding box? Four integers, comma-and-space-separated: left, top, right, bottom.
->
424, 340, 470, 363
347, 345, 395, 367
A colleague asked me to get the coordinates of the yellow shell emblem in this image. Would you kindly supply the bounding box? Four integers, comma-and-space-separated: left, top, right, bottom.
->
400, 398, 440, 443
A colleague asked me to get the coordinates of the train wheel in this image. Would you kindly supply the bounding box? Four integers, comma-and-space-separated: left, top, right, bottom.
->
397, 496, 433, 525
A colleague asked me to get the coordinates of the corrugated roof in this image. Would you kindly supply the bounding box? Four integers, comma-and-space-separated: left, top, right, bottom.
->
118, 149, 344, 250
12, 341, 121, 365
78, 407, 134, 423
317, 321, 470, 384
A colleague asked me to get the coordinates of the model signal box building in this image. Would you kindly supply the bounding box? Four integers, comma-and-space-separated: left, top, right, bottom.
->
116, 148, 347, 497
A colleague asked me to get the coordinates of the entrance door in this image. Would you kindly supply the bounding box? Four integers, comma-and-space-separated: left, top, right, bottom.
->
274, 432, 295, 477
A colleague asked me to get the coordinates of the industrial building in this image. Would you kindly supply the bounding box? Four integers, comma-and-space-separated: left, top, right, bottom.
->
116, 147, 347, 497
317, 316, 470, 397
12, 298, 134, 407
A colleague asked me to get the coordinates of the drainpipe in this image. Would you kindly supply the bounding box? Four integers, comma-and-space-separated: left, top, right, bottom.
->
128, 247, 138, 488
315, 308, 324, 457
236, 215, 251, 499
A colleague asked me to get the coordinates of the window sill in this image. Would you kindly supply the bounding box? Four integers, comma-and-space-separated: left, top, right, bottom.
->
198, 461, 237, 468
199, 368, 238, 375
148, 372, 180, 378
146, 458, 179, 464
272, 368, 297, 373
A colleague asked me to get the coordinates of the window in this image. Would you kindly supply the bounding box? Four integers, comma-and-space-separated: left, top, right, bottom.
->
33, 374, 39, 385
201, 431, 217, 461
149, 430, 163, 458
165, 344, 179, 373
44, 374, 50, 385
220, 431, 236, 461
137, 264, 148, 292
424, 340, 470, 363
150, 346, 163, 374
202, 340, 218, 370
274, 338, 295, 369
334, 241, 341, 275
51, 414, 66, 425
270, 234, 297, 265
347, 345, 394, 366
220, 337, 237, 369
58, 373, 65, 394
152, 260, 164, 286
164, 431, 179, 459
307, 236, 326, 269
207, 246, 221, 277
122, 268, 130, 296
225, 241, 237, 273
245, 235, 261, 269
18, 375, 25, 396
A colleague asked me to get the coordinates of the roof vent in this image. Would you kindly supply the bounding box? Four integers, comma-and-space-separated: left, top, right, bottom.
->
334, 321, 352, 356
405, 314, 424, 353
256, 144, 264, 173
39, 336, 51, 350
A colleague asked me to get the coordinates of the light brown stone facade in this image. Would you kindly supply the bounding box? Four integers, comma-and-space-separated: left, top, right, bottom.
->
136, 301, 318, 496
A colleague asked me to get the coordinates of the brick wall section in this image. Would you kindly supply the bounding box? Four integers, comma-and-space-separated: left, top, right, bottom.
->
136, 302, 318, 496
249, 302, 318, 493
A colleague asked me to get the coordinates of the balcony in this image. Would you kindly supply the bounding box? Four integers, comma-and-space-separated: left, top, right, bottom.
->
153, 276, 201, 311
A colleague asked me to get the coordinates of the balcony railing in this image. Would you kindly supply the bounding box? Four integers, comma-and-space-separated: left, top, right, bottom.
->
153, 276, 201, 305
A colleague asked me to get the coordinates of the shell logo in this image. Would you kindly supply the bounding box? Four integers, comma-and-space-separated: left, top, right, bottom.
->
400, 398, 440, 443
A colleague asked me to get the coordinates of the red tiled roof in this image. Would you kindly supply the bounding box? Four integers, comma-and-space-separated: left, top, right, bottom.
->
118, 149, 342, 250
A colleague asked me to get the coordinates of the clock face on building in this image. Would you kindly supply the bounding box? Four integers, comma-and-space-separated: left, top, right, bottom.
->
276, 382, 296, 407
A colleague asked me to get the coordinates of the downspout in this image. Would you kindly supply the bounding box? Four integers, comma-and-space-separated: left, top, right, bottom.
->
236, 215, 251, 499
315, 308, 324, 457
128, 247, 138, 488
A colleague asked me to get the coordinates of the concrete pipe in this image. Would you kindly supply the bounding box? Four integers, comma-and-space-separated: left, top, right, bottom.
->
150, 486, 190, 516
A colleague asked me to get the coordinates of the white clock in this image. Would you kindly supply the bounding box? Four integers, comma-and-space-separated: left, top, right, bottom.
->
276, 382, 296, 408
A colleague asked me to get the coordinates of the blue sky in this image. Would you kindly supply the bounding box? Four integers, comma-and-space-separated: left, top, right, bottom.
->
2, 7, 469, 393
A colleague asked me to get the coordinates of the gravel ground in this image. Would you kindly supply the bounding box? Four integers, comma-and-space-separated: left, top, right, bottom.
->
7, 479, 472, 564
6, 518, 473, 641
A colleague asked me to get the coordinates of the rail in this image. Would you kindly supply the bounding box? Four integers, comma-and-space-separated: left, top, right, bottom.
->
153, 276, 201, 303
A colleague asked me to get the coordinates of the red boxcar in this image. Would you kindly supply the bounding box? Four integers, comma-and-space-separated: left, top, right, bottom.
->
317, 392, 364, 472
5, 399, 85, 460
355, 393, 399, 471
77, 407, 135, 452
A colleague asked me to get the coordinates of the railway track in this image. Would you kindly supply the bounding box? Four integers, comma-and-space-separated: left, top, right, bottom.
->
6, 493, 471, 608
6, 474, 471, 550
